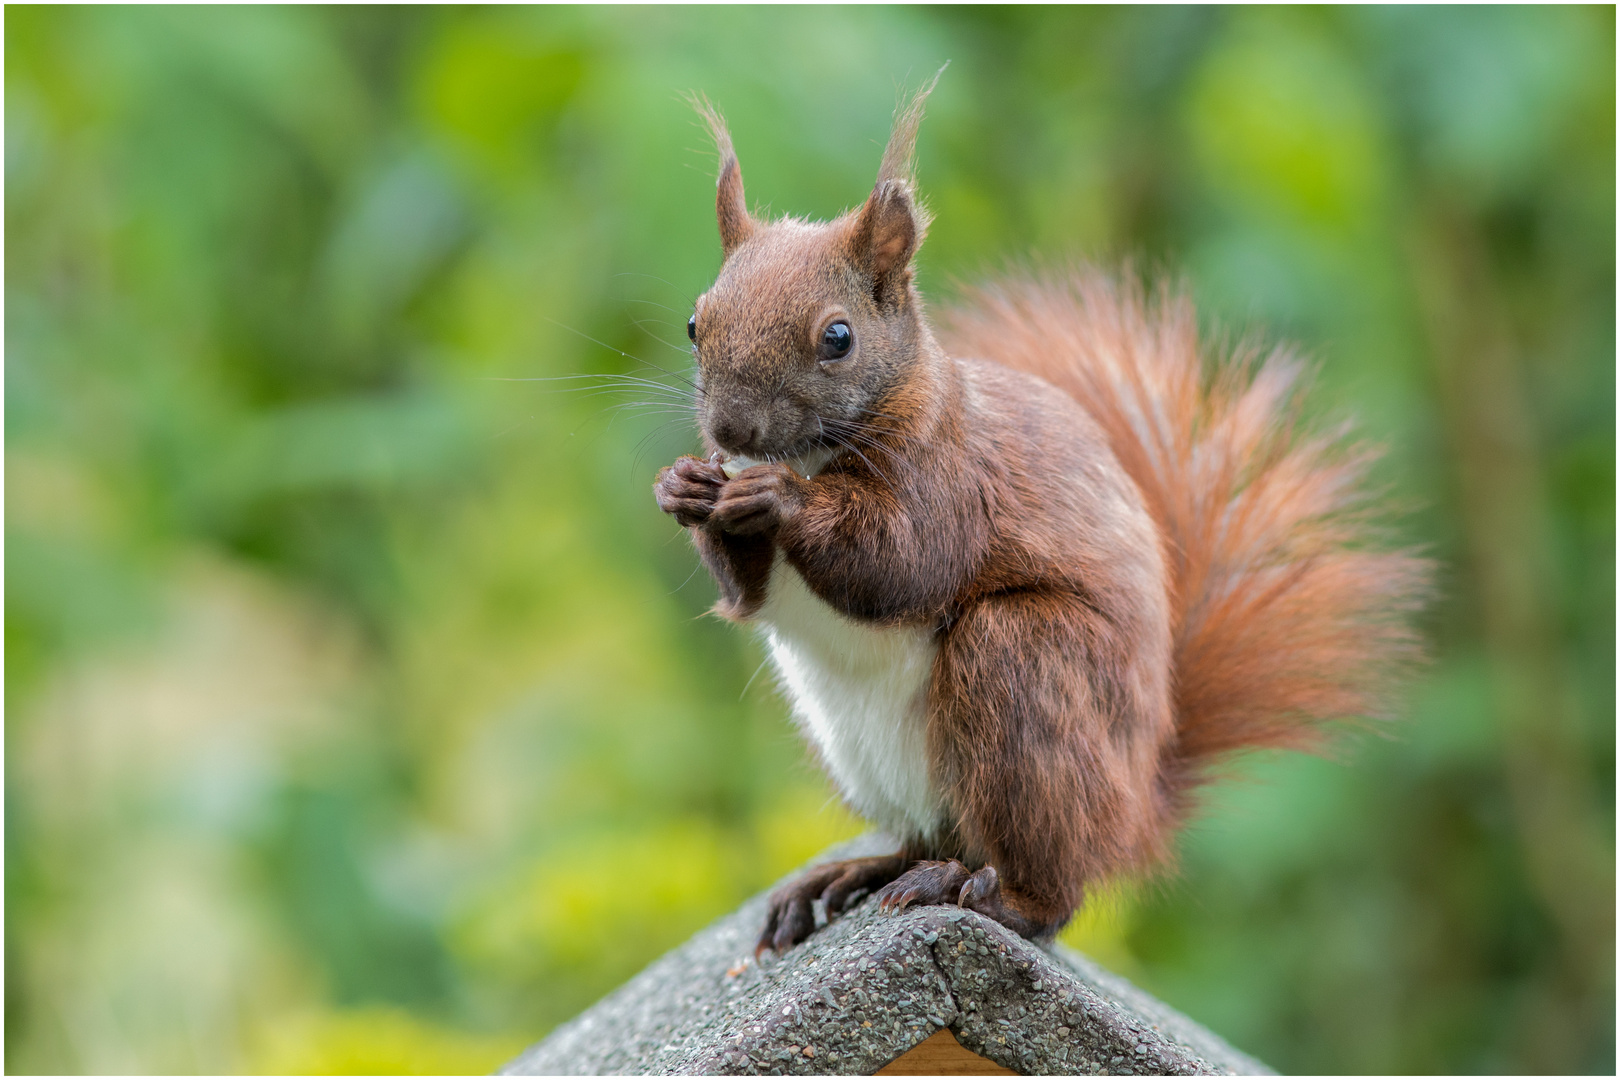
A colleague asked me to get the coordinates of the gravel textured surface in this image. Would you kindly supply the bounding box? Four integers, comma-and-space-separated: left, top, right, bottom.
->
501, 835, 1271, 1075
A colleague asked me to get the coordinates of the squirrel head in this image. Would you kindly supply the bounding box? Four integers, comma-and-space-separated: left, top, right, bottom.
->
687, 74, 943, 463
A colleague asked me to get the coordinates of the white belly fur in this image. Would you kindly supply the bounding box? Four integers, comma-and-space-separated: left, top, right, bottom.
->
757, 556, 945, 840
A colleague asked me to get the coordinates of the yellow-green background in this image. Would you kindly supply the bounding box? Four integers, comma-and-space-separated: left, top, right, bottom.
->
6, 6, 1613, 1074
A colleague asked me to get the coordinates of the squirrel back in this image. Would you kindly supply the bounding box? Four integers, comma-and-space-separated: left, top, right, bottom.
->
943, 271, 1431, 821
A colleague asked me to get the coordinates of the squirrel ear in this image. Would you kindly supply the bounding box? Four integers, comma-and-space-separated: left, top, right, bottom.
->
852, 179, 921, 279
849, 67, 943, 304
715, 154, 755, 256
690, 95, 757, 257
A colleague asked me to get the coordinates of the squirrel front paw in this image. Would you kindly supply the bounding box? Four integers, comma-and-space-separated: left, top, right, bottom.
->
654, 455, 726, 527
706, 462, 797, 537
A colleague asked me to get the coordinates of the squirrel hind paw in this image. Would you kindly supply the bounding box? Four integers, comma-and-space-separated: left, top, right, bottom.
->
756, 854, 911, 954
874, 859, 973, 912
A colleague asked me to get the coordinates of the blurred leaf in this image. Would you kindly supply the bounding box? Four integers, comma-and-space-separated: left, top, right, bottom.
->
320, 153, 470, 348
213, 390, 473, 499
1185, 11, 1390, 229
249, 1005, 525, 1075
416, 12, 588, 182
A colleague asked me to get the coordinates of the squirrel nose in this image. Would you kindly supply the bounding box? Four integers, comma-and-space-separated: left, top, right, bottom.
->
712, 416, 760, 454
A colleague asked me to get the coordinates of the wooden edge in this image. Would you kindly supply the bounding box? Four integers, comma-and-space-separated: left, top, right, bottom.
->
875, 1028, 1016, 1075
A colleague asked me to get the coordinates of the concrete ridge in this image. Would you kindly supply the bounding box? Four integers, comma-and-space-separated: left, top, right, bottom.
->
502, 834, 1270, 1075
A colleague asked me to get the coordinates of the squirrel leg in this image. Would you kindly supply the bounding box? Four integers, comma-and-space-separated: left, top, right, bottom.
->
692, 528, 774, 619
655, 456, 779, 618
756, 854, 910, 956
925, 590, 1169, 939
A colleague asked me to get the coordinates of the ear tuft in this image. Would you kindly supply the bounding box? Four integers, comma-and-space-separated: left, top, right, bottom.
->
689, 93, 757, 256
877, 64, 947, 190
849, 67, 946, 305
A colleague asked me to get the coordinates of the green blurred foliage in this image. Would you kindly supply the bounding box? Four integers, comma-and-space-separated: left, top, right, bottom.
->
6, 6, 1613, 1074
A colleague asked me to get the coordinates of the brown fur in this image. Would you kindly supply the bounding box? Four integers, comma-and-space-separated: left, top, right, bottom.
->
654, 82, 1429, 950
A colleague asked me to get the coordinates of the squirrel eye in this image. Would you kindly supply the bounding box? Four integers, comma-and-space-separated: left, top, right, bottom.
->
687, 315, 697, 342
820, 321, 853, 361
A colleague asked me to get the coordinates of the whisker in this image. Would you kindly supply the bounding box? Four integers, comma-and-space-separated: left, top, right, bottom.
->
622, 297, 686, 316
631, 416, 701, 475
824, 414, 931, 455
818, 417, 927, 486
853, 405, 908, 425
668, 559, 705, 598
489, 414, 542, 440
851, 435, 926, 480
739, 654, 773, 700
580, 385, 694, 403
569, 384, 693, 401
543, 316, 703, 392
818, 425, 891, 485
612, 271, 688, 295
607, 408, 697, 424
488, 373, 695, 400
631, 321, 706, 362
489, 373, 699, 422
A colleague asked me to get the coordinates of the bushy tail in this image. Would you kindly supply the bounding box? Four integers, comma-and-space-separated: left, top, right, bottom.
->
942, 267, 1429, 806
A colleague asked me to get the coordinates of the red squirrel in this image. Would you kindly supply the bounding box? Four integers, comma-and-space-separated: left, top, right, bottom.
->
653, 78, 1428, 954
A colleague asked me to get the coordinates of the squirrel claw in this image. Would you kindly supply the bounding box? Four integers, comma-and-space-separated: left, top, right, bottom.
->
874, 859, 974, 913
958, 865, 1000, 908
756, 854, 910, 954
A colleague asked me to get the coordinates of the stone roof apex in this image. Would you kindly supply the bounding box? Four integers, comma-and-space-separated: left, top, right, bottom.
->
503, 835, 1270, 1075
